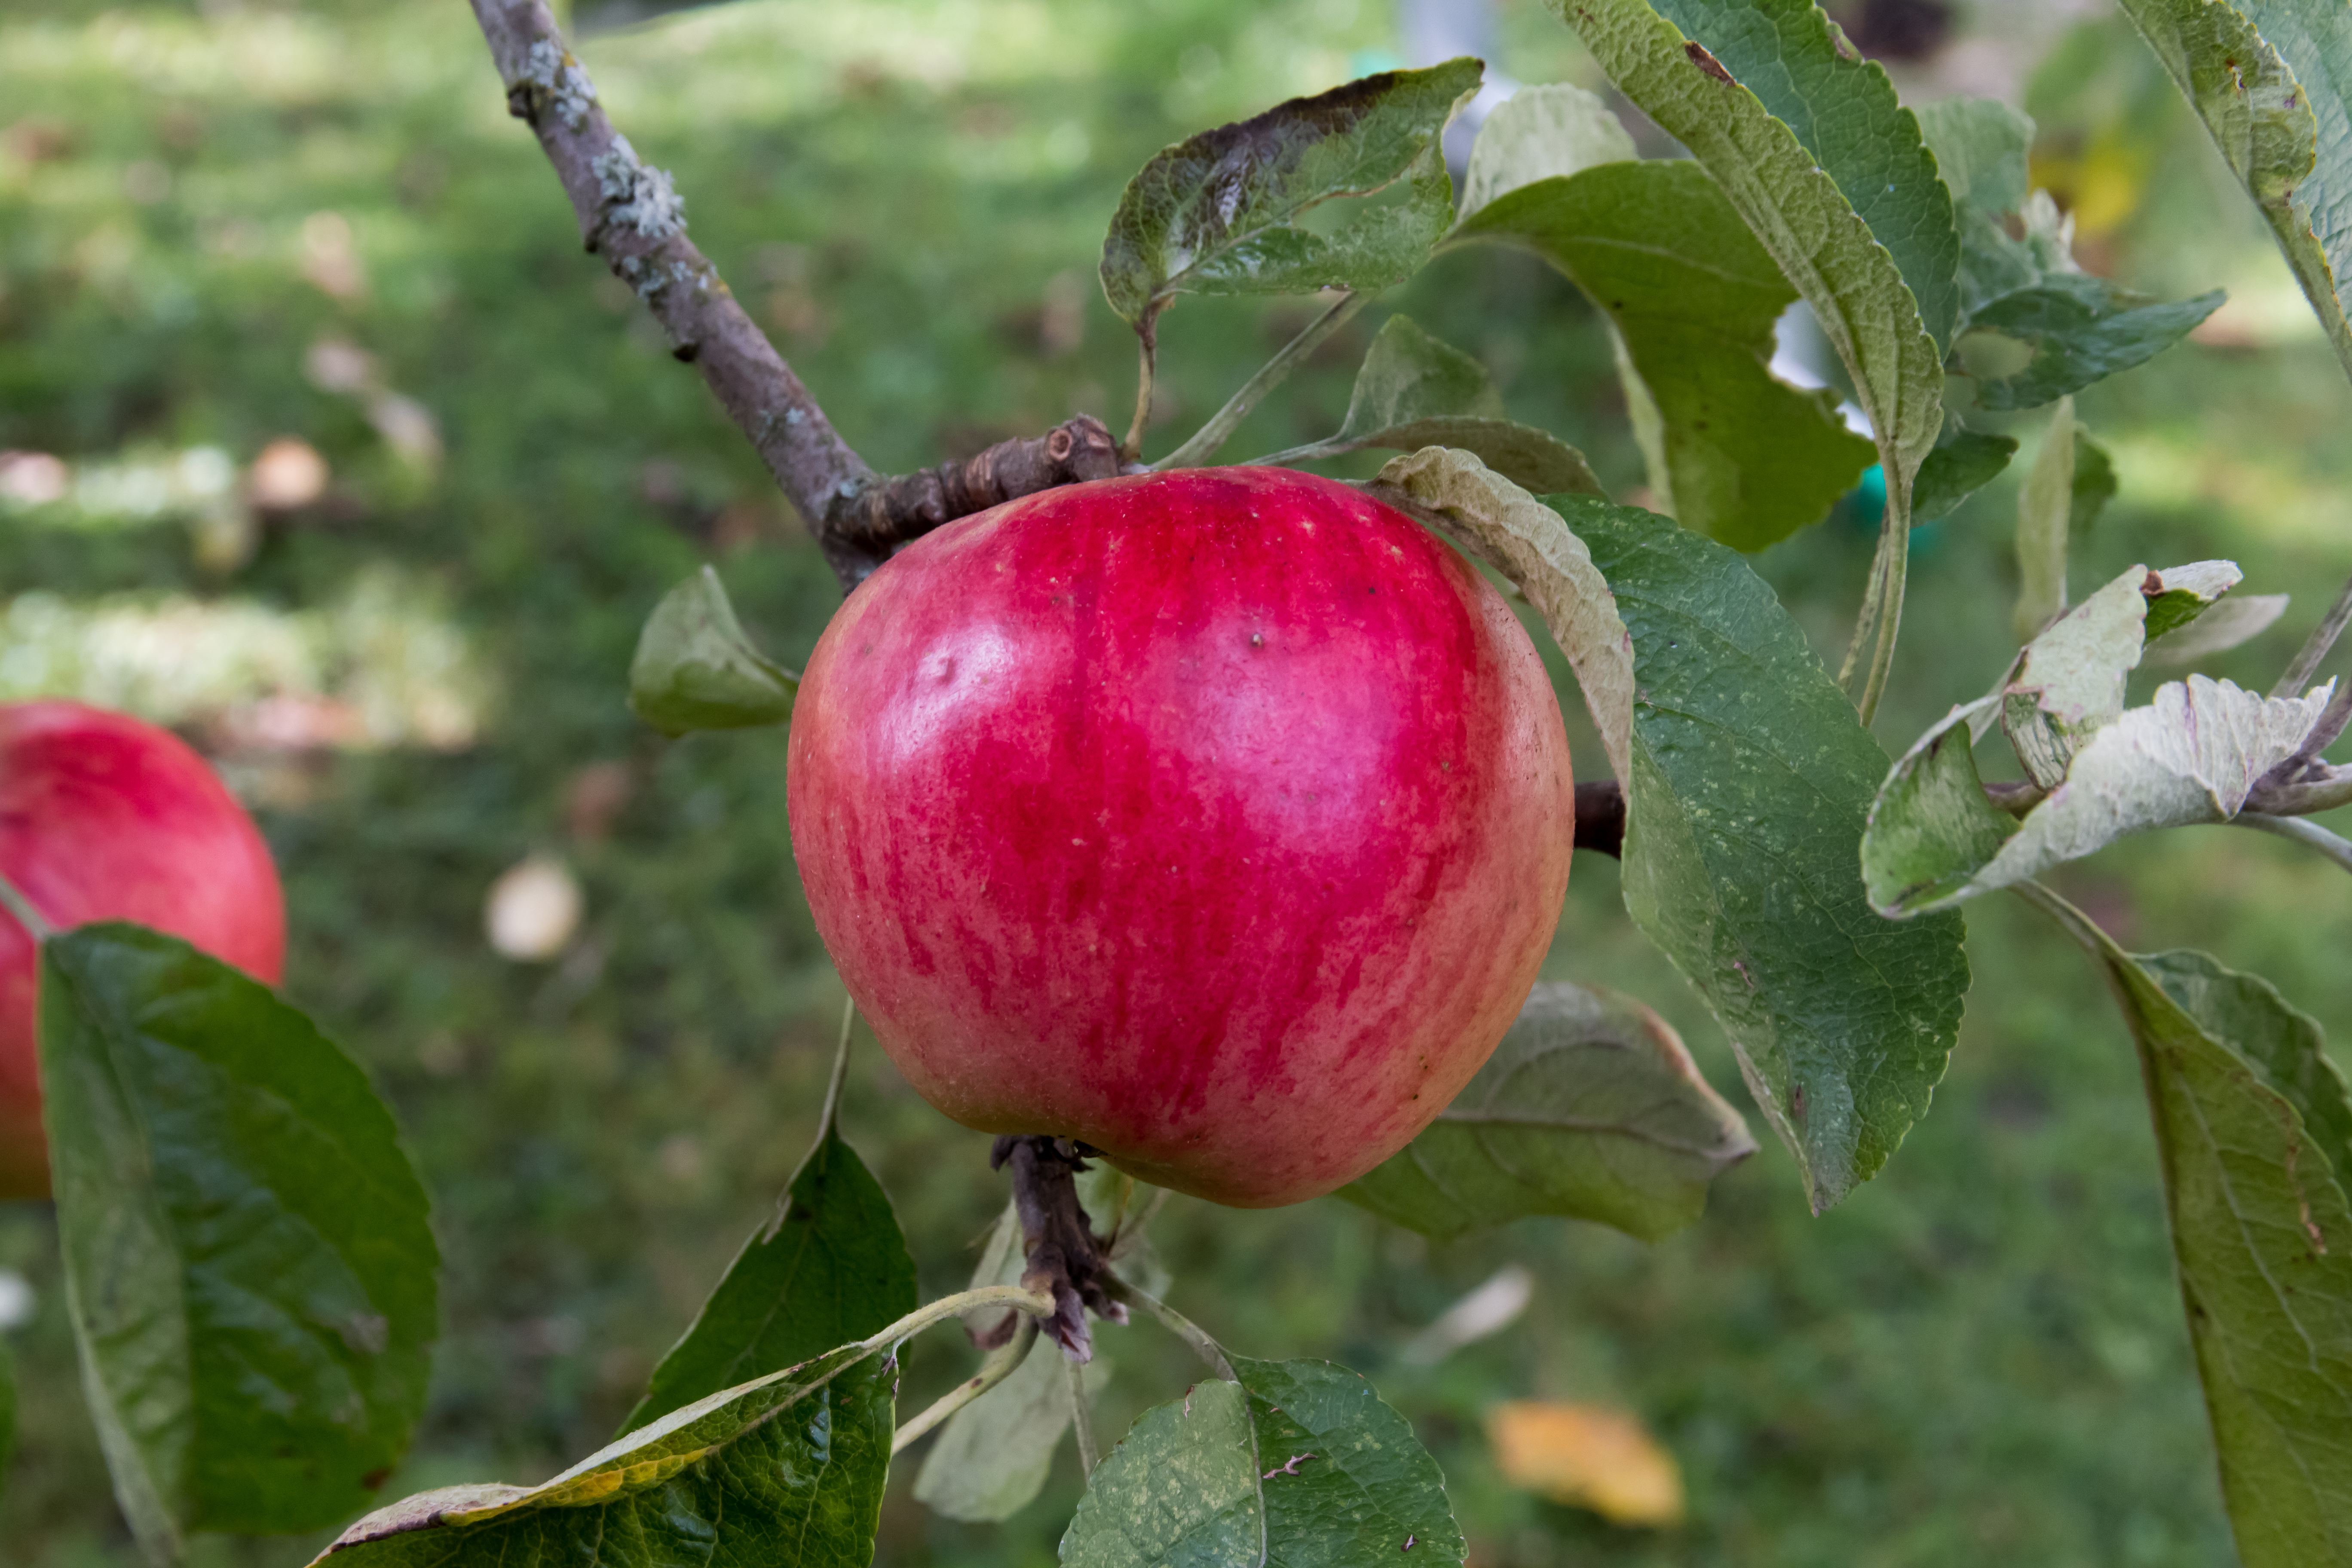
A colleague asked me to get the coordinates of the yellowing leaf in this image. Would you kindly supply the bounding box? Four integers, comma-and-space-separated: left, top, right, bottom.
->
1485, 1400, 1684, 1528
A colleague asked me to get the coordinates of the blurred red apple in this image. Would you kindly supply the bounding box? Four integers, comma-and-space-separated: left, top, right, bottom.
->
0, 701, 286, 1199
787, 467, 1574, 1207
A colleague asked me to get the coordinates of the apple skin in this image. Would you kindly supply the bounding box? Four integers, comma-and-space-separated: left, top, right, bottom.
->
0, 701, 286, 1199
787, 467, 1574, 1207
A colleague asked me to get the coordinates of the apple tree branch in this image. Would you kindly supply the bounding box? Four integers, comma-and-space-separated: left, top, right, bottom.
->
466, 0, 1118, 593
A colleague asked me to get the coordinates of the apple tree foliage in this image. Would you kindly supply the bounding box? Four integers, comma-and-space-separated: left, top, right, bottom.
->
12, 0, 2352, 1564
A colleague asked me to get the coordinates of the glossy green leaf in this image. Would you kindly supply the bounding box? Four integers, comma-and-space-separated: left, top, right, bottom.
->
2117, 0, 2352, 383
622, 1122, 916, 1434
1547, 0, 1945, 523
1340, 981, 1756, 1241
1648, 0, 1961, 351
628, 564, 798, 736
1568, 501, 1970, 1212
2027, 900, 2352, 1568
315, 1340, 897, 1568
1060, 1360, 1464, 1567
1262, 316, 1605, 495
1456, 159, 1873, 549
1965, 275, 2224, 410
1374, 447, 1632, 787
1099, 60, 1482, 332
39, 924, 437, 1554
1911, 420, 2017, 525
1455, 81, 1635, 220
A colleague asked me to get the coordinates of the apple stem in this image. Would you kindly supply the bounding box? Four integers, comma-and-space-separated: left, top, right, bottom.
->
1104, 1274, 1236, 1382
0, 870, 52, 943
816, 995, 857, 1139
1158, 289, 1368, 472
993, 1135, 1129, 1362
889, 1310, 1041, 1456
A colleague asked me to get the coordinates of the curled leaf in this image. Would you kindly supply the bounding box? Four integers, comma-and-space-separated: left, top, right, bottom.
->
628, 565, 798, 736
1373, 446, 1632, 786
1455, 81, 1636, 220
1099, 59, 1482, 334
1262, 315, 1606, 495
1341, 981, 1755, 1242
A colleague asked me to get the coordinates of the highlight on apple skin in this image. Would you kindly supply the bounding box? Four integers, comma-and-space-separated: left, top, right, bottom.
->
787, 466, 1575, 1208
0, 701, 287, 1199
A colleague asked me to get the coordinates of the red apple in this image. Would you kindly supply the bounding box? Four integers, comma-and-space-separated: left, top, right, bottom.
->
787, 467, 1574, 1207
0, 701, 287, 1199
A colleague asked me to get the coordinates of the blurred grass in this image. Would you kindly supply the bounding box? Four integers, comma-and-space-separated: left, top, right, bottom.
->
1, 2, 2349, 1565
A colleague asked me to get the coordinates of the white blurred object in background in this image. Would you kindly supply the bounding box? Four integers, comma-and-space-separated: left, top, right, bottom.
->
485, 854, 585, 962
1401, 1262, 1534, 1365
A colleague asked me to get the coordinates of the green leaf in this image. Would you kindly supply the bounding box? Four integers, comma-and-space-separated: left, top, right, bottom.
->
1455, 159, 1873, 549
1262, 315, 1607, 495
1864, 560, 2291, 916
1964, 275, 2224, 410
2003, 560, 2240, 786
1098, 60, 1482, 332
38, 924, 438, 1553
2147, 592, 2293, 666
2071, 427, 2117, 534
1060, 1377, 1262, 1567
915, 1337, 1111, 1523
2013, 397, 2079, 643
1568, 500, 1971, 1213
2026, 903, 2352, 1568
314, 1341, 897, 1568
2116, 0, 2352, 384
2233, 0, 2352, 378
1879, 675, 2332, 916
1373, 447, 1632, 787
1060, 1361, 1465, 1567
1340, 981, 1757, 1241
1915, 96, 2034, 218
1911, 420, 2017, 525
621, 1122, 916, 1434
1547, 0, 1946, 524
1647, 0, 1962, 352
0, 1333, 15, 1498
1455, 82, 1636, 220
1231, 1357, 1464, 1565
627, 564, 798, 736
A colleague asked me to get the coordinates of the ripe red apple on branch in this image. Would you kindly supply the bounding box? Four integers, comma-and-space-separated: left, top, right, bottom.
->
788, 467, 1575, 1207
0, 701, 287, 1199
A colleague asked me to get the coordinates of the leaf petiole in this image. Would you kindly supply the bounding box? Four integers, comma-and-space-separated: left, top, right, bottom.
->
891, 1311, 1039, 1456
861, 1284, 1057, 1358
2231, 812, 2352, 878
2272, 572, 2352, 699
1067, 1355, 1100, 1476
1157, 291, 1368, 471
1103, 1274, 1235, 1380
0, 870, 52, 943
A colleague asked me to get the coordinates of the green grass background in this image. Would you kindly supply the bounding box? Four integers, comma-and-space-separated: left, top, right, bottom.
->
3, 1, 2350, 1563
